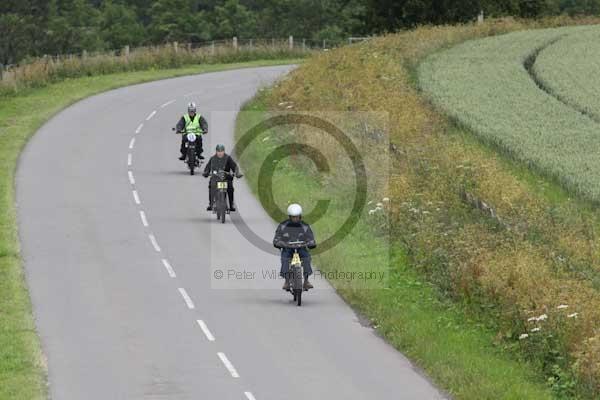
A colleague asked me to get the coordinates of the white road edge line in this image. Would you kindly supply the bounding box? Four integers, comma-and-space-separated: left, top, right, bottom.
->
129, 137, 136, 149
160, 100, 176, 108
244, 392, 257, 400
217, 352, 240, 378
127, 153, 132, 166
139, 211, 149, 227
136, 123, 144, 134
146, 110, 157, 120
128, 171, 135, 185
148, 234, 161, 252
178, 288, 195, 309
132, 190, 141, 205
161, 259, 176, 278
197, 320, 216, 341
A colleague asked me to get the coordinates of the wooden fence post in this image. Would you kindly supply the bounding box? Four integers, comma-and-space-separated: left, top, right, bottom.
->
477, 10, 484, 24
211, 41, 215, 55
233, 37, 238, 50
124, 45, 130, 58
289, 35, 294, 50
302, 38, 306, 51
173, 41, 179, 53
0, 64, 3, 81
322, 39, 327, 49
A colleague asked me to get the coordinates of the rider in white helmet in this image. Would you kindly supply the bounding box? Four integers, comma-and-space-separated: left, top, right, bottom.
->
175, 102, 208, 160
273, 203, 317, 290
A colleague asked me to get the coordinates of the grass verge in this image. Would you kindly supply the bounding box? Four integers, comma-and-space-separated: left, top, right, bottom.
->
0, 58, 302, 400
235, 93, 554, 400
235, 17, 600, 400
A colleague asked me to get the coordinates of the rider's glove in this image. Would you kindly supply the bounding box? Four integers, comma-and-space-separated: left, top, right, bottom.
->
307, 240, 317, 249
235, 173, 243, 179
274, 240, 286, 249
202, 173, 209, 178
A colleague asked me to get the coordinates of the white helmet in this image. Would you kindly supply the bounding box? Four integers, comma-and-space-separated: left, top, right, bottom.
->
287, 203, 302, 217
187, 102, 197, 113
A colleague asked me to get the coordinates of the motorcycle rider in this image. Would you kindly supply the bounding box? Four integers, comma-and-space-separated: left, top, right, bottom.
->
175, 102, 208, 161
273, 204, 316, 291
202, 144, 242, 212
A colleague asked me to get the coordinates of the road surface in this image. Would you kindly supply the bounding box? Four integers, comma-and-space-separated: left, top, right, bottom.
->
17, 65, 445, 399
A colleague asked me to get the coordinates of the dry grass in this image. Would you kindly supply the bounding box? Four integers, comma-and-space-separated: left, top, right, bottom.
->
0, 42, 309, 96
266, 16, 600, 397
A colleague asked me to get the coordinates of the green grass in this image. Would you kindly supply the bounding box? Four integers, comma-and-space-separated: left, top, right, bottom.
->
235, 92, 554, 400
0, 58, 302, 400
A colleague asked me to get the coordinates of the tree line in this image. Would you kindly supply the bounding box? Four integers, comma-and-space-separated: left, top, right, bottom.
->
1, 0, 599, 64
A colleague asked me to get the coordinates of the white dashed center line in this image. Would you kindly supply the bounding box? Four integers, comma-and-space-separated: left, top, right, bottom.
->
127, 153, 132, 166
129, 137, 136, 149
146, 110, 157, 120
135, 123, 144, 134
161, 259, 176, 278
178, 288, 195, 309
244, 392, 257, 400
132, 190, 141, 205
128, 171, 135, 185
160, 100, 176, 108
218, 352, 240, 378
197, 320, 216, 341
148, 234, 161, 252
139, 211, 149, 227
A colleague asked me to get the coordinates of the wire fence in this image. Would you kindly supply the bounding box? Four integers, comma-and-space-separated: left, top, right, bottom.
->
0, 36, 370, 85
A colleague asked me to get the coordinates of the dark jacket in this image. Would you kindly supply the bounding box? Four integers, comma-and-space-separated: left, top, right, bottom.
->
273, 219, 317, 249
176, 114, 208, 133
203, 154, 239, 180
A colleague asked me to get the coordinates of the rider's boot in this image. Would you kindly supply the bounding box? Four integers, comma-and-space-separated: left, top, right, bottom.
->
206, 205, 213, 211
178, 153, 186, 161
282, 277, 290, 291
303, 277, 314, 290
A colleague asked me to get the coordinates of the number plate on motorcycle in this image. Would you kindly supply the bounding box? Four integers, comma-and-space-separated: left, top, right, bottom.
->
217, 182, 228, 189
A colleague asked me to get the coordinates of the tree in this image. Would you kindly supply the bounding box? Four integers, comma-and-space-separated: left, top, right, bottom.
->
100, 0, 147, 49
149, 0, 210, 42
211, 0, 257, 38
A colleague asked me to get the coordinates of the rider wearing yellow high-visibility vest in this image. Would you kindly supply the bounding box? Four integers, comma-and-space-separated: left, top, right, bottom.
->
175, 102, 208, 160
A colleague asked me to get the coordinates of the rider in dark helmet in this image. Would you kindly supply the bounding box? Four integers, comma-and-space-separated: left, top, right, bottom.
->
273, 203, 316, 291
202, 144, 242, 212
175, 102, 208, 160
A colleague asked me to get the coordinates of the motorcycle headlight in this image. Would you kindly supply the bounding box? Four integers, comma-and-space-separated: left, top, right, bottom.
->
187, 133, 197, 142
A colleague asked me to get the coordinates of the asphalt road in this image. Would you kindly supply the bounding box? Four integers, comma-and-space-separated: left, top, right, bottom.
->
17, 65, 445, 400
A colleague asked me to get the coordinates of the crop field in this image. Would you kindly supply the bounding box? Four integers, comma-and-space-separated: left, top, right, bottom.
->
533, 28, 600, 121
419, 25, 600, 203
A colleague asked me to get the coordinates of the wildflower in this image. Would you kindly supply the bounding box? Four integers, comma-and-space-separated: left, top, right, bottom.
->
527, 317, 537, 322
536, 314, 548, 322
262, 136, 270, 142
409, 208, 419, 214
376, 202, 384, 207
519, 334, 529, 340
531, 327, 541, 333
557, 304, 569, 310
286, 105, 294, 109
367, 200, 373, 205
422, 211, 431, 215
567, 313, 579, 319
382, 197, 390, 202
368, 209, 377, 215
278, 102, 286, 106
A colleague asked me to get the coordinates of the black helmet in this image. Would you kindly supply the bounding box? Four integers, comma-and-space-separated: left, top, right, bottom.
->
216, 144, 225, 152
